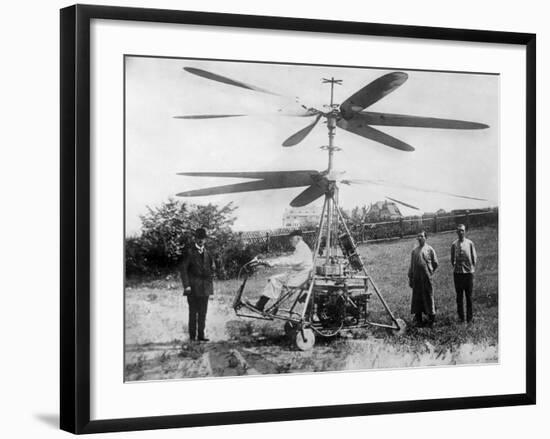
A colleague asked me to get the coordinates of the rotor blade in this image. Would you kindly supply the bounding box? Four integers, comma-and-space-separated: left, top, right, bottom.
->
178, 170, 320, 180
336, 119, 414, 151
177, 178, 314, 197
173, 114, 246, 120
173, 108, 318, 119
282, 114, 322, 147
275, 107, 320, 117
354, 111, 489, 130
343, 178, 487, 202
177, 170, 321, 198
184, 67, 279, 96
290, 184, 327, 207
340, 72, 408, 119
385, 196, 420, 210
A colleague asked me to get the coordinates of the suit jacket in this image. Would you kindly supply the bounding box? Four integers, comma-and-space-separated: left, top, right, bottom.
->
450, 238, 477, 274
179, 245, 215, 297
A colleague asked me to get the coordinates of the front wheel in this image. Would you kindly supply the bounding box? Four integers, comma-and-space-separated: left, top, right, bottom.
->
295, 327, 316, 351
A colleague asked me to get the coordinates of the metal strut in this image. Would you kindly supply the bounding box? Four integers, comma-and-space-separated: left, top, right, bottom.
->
333, 201, 400, 328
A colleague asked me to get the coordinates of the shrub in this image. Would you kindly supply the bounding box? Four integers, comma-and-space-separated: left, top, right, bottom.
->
126, 199, 238, 278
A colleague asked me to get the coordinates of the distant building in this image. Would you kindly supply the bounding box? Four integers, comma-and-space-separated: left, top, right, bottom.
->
436, 208, 447, 215
282, 206, 321, 228
365, 200, 402, 222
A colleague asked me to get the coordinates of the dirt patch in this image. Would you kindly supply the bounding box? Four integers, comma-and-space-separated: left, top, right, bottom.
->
125, 293, 497, 382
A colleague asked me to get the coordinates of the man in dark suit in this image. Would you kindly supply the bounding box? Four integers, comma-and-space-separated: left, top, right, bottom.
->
180, 228, 215, 342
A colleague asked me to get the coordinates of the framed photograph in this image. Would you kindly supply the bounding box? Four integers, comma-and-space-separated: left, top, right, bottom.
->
60, 4, 536, 434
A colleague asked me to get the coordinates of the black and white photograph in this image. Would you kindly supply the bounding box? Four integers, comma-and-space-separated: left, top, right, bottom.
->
0, 0, 543, 436
124, 56, 499, 381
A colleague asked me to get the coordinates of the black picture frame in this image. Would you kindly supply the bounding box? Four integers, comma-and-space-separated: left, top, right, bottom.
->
60, 4, 536, 434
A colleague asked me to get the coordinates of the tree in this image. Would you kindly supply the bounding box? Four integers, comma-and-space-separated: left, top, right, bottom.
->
128, 198, 238, 276
341, 205, 368, 237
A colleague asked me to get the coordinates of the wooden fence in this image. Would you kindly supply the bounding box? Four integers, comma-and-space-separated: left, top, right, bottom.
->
355, 210, 498, 243
240, 210, 498, 253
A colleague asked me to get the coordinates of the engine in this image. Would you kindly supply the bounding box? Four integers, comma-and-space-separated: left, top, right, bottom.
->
313, 286, 369, 328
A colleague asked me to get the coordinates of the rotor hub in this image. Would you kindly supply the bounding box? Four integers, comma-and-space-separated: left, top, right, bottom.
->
320, 145, 341, 152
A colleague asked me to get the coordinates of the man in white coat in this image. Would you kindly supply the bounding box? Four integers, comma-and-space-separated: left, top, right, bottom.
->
252, 230, 313, 312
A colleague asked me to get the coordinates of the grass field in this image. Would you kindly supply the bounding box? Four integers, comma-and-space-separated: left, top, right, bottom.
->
125, 226, 498, 381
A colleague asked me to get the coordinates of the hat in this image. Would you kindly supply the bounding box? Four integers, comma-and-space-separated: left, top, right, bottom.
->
456, 224, 466, 231
289, 229, 302, 238
194, 228, 207, 239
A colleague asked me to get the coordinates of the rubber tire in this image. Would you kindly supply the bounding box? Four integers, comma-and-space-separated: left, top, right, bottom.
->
295, 327, 316, 351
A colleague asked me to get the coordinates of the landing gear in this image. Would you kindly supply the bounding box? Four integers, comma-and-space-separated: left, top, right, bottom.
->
284, 322, 315, 351
294, 327, 316, 351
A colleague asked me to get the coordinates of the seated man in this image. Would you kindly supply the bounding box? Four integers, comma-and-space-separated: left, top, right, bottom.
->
252, 230, 313, 312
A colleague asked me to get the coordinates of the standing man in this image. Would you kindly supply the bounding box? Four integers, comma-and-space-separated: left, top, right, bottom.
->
408, 230, 439, 327
180, 228, 215, 342
451, 224, 477, 323
252, 230, 313, 312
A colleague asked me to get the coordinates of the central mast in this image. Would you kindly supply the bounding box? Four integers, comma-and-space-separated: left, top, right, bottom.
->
321, 77, 342, 263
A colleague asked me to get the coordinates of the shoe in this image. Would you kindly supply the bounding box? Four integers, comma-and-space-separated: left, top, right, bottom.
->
253, 296, 270, 312
425, 315, 435, 328
197, 337, 210, 342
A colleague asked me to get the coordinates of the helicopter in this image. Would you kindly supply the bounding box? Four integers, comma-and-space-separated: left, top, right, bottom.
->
175, 66, 489, 350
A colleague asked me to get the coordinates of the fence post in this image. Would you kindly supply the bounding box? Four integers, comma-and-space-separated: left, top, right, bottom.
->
399, 218, 404, 238
465, 211, 470, 230
434, 214, 438, 233
265, 232, 270, 253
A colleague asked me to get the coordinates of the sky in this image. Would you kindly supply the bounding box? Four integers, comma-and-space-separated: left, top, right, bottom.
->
125, 56, 499, 235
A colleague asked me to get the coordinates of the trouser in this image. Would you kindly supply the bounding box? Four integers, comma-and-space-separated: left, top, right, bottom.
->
262, 271, 310, 300
262, 273, 288, 300
187, 296, 209, 339
454, 273, 474, 322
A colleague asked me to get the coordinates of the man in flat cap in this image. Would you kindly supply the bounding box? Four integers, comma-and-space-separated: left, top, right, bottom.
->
252, 229, 313, 312
451, 224, 478, 323
180, 228, 215, 342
